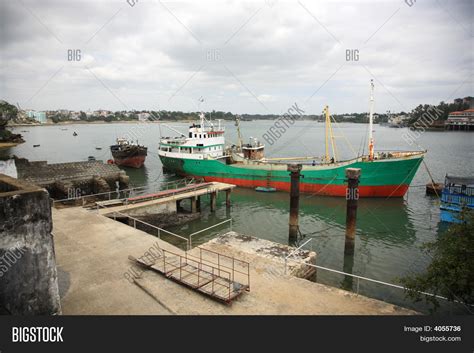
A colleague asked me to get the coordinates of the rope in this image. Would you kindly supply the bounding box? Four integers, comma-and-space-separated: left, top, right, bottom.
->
331, 115, 359, 158
422, 159, 440, 199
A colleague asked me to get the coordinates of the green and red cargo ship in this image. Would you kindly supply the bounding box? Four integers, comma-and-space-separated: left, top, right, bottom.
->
158, 82, 425, 197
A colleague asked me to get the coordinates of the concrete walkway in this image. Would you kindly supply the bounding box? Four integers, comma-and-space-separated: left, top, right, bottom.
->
52, 207, 416, 315
97, 182, 235, 216
53, 207, 177, 314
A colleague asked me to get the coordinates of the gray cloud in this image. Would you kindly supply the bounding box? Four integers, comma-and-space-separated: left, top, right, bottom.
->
1, 0, 472, 114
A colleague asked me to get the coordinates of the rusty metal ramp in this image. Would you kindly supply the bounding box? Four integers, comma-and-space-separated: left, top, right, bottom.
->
130, 247, 250, 304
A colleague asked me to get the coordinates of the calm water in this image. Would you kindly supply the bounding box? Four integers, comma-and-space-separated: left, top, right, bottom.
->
4, 121, 474, 314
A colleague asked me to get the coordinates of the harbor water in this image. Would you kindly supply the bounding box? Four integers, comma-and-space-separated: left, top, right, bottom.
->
5, 121, 473, 314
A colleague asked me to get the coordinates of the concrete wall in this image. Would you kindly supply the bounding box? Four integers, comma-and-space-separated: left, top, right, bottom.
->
121, 200, 177, 217
0, 174, 61, 315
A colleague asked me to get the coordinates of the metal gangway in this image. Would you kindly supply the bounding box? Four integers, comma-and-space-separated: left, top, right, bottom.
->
130, 247, 250, 304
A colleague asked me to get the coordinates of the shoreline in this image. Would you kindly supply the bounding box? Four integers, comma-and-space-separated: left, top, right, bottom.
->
9, 120, 386, 127
7, 121, 459, 132
7, 120, 184, 127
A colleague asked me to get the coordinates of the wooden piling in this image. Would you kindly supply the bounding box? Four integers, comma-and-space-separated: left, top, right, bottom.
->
191, 197, 197, 213
196, 196, 201, 211
344, 168, 360, 255
225, 189, 231, 208
287, 164, 302, 242
210, 192, 216, 212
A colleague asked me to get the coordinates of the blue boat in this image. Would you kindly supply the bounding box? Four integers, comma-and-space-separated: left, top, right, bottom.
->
440, 175, 474, 223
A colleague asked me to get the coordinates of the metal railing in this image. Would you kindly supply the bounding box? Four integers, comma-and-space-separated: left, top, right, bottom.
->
94, 196, 231, 251
150, 246, 249, 303
126, 181, 212, 205
95, 203, 190, 250
188, 218, 233, 249
283, 237, 313, 274
441, 192, 474, 206
52, 177, 200, 206
195, 247, 250, 291
283, 238, 464, 306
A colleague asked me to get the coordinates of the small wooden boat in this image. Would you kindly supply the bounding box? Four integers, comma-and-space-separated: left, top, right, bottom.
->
426, 182, 443, 196
33, 144, 40, 148
95, 147, 102, 150
73, 132, 78, 136
255, 186, 276, 192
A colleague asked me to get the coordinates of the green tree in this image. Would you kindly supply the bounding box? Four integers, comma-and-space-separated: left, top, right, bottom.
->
0, 100, 18, 127
400, 210, 474, 311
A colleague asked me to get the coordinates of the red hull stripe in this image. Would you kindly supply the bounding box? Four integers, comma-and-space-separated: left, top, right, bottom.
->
114, 155, 146, 168
198, 176, 408, 197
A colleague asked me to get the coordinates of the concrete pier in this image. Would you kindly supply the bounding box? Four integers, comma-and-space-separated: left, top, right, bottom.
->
52, 206, 416, 315
15, 158, 129, 199
97, 182, 236, 217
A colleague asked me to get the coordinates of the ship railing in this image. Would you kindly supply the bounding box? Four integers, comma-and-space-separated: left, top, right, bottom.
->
441, 193, 474, 206
442, 185, 474, 197
284, 238, 471, 310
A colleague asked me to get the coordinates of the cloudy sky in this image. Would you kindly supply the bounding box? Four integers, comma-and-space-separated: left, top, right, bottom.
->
1, 0, 472, 115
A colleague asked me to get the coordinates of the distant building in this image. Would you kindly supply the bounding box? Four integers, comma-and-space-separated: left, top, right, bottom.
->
463, 96, 474, 108
454, 97, 473, 108
26, 111, 47, 124
138, 112, 150, 122
445, 109, 474, 131
342, 115, 356, 119
92, 110, 111, 117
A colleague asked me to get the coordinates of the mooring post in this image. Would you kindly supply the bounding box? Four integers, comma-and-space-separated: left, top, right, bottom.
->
196, 196, 201, 211
210, 192, 216, 212
191, 196, 197, 213
344, 168, 361, 255
225, 189, 231, 208
287, 164, 302, 243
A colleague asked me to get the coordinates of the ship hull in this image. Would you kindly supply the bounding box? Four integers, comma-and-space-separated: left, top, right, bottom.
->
113, 155, 146, 168
159, 153, 424, 198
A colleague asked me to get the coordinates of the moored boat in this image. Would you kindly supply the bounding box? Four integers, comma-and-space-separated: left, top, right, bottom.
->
158, 81, 426, 197
110, 138, 147, 168
440, 175, 474, 223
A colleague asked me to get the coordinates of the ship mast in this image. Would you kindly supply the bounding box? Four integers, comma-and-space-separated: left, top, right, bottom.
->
235, 116, 243, 151
368, 79, 375, 161
199, 112, 205, 132
324, 105, 337, 163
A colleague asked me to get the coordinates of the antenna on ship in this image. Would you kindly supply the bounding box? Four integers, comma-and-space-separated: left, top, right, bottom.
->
198, 96, 206, 131
368, 79, 375, 161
